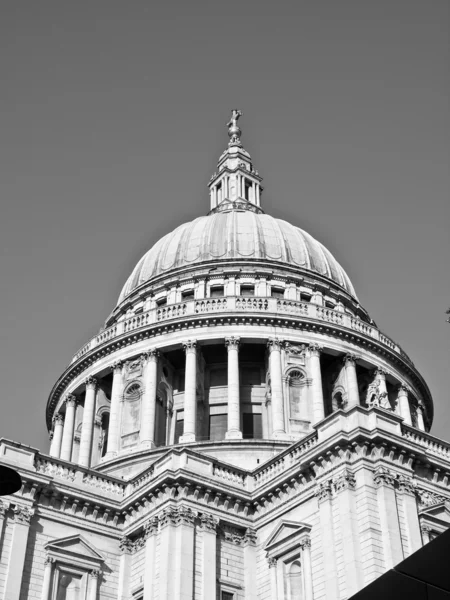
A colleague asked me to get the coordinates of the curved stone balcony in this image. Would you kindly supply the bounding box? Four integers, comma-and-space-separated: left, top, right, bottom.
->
72, 296, 413, 367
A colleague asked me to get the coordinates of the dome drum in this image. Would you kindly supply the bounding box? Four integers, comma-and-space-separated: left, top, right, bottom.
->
47, 330, 430, 475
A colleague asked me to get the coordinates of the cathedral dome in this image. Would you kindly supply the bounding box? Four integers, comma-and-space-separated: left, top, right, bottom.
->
118, 211, 357, 303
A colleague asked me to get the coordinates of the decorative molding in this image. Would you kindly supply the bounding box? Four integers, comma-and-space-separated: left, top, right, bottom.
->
52, 413, 64, 426
267, 556, 277, 567
110, 360, 124, 373
343, 354, 359, 366
243, 528, 257, 546
308, 343, 323, 357
90, 568, 101, 579
44, 555, 55, 566
267, 338, 285, 352
119, 536, 134, 554
300, 538, 311, 550
416, 488, 447, 507
142, 349, 160, 363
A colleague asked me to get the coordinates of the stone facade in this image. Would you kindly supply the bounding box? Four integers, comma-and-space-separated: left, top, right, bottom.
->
0, 113, 448, 599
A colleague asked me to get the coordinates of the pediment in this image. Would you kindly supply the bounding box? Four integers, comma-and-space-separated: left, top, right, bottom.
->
45, 534, 104, 564
264, 520, 311, 554
421, 502, 450, 525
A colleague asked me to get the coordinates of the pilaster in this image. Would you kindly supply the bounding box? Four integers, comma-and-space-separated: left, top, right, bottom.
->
315, 482, 340, 600
243, 528, 257, 600
117, 536, 133, 600
199, 513, 219, 600
4, 505, 34, 600
143, 517, 159, 600
397, 475, 422, 555
333, 469, 364, 596
40, 555, 54, 600
373, 467, 404, 569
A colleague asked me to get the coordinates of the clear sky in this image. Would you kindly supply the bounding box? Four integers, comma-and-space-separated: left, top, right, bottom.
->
0, 1, 448, 451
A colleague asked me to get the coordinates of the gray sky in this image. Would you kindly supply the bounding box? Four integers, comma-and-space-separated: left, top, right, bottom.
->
0, 1, 449, 451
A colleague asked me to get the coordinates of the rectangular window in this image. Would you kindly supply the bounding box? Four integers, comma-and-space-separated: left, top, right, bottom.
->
181, 290, 195, 301
325, 301, 335, 309
156, 297, 167, 307
210, 285, 225, 297
240, 285, 255, 296
209, 414, 227, 441
209, 367, 227, 387
222, 592, 234, 600
300, 292, 312, 302
271, 287, 285, 299
242, 413, 263, 439
244, 179, 252, 201
174, 418, 184, 444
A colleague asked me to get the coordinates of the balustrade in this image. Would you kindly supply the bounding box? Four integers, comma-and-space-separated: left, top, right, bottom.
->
70, 296, 412, 369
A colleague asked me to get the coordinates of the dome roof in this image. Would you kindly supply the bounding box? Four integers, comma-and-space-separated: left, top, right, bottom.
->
118, 211, 357, 303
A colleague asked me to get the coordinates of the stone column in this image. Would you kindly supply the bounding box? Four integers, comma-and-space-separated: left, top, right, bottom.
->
141, 350, 159, 448
301, 539, 313, 600
416, 404, 426, 431
4, 506, 33, 600
79, 377, 97, 468
143, 518, 159, 600
60, 395, 77, 461
117, 537, 133, 600
267, 339, 286, 437
243, 529, 258, 600
397, 385, 412, 426
268, 557, 278, 600
0, 502, 7, 541
225, 337, 242, 439
50, 414, 64, 458
315, 482, 340, 600
105, 361, 124, 458
344, 355, 360, 408
199, 514, 219, 600
40, 556, 54, 600
373, 467, 403, 569
308, 344, 325, 424
180, 340, 197, 443
398, 476, 422, 555
333, 470, 363, 596
88, 569, 100, 600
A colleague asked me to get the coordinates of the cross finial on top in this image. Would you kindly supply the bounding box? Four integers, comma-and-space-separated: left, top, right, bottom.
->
227, 109, 243, 146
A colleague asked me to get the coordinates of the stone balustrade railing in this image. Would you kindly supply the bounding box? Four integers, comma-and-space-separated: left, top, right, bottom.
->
72, 296, 413, 366
401, 426, 450, 461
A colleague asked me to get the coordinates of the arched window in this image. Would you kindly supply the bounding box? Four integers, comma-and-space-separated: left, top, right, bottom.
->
288, 561, 303, 600
288, 369, 309, 421
121, 382, 142, 450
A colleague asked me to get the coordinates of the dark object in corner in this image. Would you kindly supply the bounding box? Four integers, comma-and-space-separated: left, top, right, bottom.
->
0, 464, 22, 496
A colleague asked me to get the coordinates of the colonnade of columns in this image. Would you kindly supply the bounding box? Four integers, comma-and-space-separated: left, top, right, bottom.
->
48, 338, 423, 465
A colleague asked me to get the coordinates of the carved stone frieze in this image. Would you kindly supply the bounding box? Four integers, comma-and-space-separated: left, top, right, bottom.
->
416, 488, 447, 507
221, 524, 245, 546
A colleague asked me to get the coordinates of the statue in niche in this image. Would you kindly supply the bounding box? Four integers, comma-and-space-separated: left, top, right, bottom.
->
366, 379, 390, 409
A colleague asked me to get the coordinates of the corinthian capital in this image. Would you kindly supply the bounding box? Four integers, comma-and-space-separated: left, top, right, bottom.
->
373, 467, 396, 488
64, 394, 78, 409
225, 337, 240, 351
84, 376, 98, 390
308, 343, 323, 357
52, 413, 64, 426
13, 506, 33, 524
143, 349, 160, 363
343, 354, 359, 366
182, 339, 197, 354
199, 513, 219, 533
267, 338, 285, 352
110, 360, 124, 373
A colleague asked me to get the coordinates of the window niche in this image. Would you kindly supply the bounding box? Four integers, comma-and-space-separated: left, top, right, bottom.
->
120, 381, 142, 450
264, 521, 313, 600
42, 534, 104, 600
284, 369, 311, 435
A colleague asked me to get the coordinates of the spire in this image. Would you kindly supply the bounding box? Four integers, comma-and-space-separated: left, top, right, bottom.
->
208, 110, 264, 214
